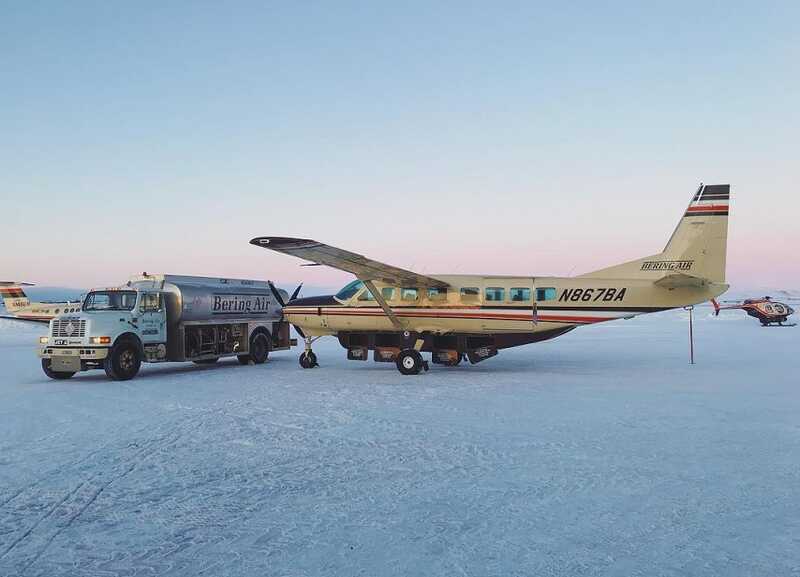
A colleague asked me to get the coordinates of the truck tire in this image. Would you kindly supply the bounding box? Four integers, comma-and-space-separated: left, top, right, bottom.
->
104, 340, 142, 381
41, 359, 75, 380
250, 333, 270, 365
237, 354, 252, 365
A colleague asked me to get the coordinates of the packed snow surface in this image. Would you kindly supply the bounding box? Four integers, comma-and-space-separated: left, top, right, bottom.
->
0, 308, 798, 576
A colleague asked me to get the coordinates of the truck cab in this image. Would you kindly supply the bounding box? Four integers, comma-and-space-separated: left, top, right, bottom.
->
38, 274, 294, 381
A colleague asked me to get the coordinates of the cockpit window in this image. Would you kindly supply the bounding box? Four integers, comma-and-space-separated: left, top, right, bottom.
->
357, 287, 376, 301
83, 291, 138, 311
335, 280, 365, 302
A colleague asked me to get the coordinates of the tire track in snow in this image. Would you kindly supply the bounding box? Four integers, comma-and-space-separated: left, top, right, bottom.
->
0, 414, 203, 575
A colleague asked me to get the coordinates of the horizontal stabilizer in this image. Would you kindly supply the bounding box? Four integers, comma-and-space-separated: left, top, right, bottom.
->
654, 273, 711, 289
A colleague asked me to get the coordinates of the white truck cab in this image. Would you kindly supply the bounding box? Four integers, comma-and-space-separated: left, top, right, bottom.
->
38, 274, 295, 381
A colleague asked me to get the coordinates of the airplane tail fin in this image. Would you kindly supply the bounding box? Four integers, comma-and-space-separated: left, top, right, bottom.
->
0, 282, 33, 312
580, 184, 730, 284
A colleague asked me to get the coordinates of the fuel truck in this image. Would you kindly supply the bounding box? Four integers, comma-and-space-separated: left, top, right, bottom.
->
38, 274, 296, 381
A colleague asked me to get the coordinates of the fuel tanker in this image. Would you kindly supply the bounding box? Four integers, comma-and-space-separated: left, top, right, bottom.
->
38, 274, 296, 380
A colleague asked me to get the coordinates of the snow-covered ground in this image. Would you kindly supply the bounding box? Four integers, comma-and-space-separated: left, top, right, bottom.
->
0, 307, 798, 577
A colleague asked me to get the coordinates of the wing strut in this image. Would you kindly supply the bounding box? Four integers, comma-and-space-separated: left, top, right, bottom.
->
362, 279, 403, 330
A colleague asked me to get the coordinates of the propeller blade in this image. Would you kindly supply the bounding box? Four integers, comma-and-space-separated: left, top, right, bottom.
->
293, 324, 306, 339
290, 283, 303, 301
267, 281, 286, 307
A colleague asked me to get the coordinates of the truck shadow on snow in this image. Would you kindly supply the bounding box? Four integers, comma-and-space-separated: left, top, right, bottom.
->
37, 356, 295, 384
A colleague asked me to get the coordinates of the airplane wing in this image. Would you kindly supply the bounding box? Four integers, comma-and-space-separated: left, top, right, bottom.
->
250, 237, 449, 288
653, 273, 711, 289
0, 315, 49, 324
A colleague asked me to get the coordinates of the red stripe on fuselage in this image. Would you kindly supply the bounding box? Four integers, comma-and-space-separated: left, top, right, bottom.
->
686, 205, 729, 212
284, 307, 615, 325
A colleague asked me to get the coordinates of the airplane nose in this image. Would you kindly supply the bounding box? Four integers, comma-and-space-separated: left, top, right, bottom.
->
286, 294, 339, 307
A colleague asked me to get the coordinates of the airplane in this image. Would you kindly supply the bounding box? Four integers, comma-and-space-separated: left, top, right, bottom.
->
251, 183, 731, 375
0, 282, 82, 323
711, 296, 795, 326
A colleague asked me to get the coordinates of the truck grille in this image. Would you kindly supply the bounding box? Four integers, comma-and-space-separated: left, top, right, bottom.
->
51, 319, 87, 338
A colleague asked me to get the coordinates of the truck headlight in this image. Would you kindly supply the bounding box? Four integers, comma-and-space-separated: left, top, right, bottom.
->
39, 336, 49, 344
90, 336, 112, 345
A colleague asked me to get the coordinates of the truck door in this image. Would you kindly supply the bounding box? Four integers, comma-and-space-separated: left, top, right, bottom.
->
138, 292, 167, 344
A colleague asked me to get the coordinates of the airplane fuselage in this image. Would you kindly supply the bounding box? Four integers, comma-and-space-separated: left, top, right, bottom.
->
284, 274, 728, 342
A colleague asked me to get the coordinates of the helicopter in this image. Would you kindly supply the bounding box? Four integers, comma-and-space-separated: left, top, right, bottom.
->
711, 297, 796, 326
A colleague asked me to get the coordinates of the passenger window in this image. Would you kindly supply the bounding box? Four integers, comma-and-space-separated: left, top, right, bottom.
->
381, 287, 396, 301
510, 288, 531, 302
536, 287, 557, 301
401, 288, 418, 301
460, 287, 480, 301
140, 293, 162, 313
427, 287, 447, 301
357, 287, 375, 301
485, 287, 505, 302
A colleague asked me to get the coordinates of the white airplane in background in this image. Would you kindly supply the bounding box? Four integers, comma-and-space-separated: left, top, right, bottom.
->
0, 282, 82, 323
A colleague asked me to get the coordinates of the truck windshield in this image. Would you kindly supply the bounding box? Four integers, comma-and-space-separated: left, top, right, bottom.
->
83, 291, 138, 311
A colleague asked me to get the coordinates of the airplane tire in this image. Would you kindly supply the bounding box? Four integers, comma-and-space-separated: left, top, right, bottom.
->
250, 333, 270, 365
41, 359, 75, 380
299, 351, 317, 369
396, 349, 423, 375
104, 340, 141, 381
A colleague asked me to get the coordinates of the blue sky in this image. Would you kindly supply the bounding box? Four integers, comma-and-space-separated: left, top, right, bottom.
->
2, 1, 798, 290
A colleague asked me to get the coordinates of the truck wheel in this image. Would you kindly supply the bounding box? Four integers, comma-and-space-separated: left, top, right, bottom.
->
396, 349, 424, 375
104, 341, 142, 381
41, 359, 75, 380
250, 333, 270, 365
193, 358, 219, 365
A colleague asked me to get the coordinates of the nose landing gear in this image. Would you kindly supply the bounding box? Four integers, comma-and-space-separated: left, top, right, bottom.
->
299, 336, 320, 369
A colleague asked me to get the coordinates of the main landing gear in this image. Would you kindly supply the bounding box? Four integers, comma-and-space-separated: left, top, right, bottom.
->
299, 336, 320, 369
396, 349, 430, 375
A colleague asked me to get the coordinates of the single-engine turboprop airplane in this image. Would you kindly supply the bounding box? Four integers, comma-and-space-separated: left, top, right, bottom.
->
252, 183, 731, 375
0, 282, 82, 323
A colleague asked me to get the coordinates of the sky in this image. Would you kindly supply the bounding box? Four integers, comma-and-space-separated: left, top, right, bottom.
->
1, 1, 798, 292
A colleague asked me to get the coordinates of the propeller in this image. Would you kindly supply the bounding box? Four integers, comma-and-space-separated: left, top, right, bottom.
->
290, 283, 303, 301
268, 281, 306, 338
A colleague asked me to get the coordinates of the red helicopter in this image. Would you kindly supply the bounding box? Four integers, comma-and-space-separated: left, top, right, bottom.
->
711, 296, 796, 326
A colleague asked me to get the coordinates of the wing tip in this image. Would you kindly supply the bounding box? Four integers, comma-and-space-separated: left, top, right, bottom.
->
250, 236, 319, 249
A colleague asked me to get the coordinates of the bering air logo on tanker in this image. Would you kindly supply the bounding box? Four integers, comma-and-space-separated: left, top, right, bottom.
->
640, 260, 694, 272
212, 294, 269, 315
